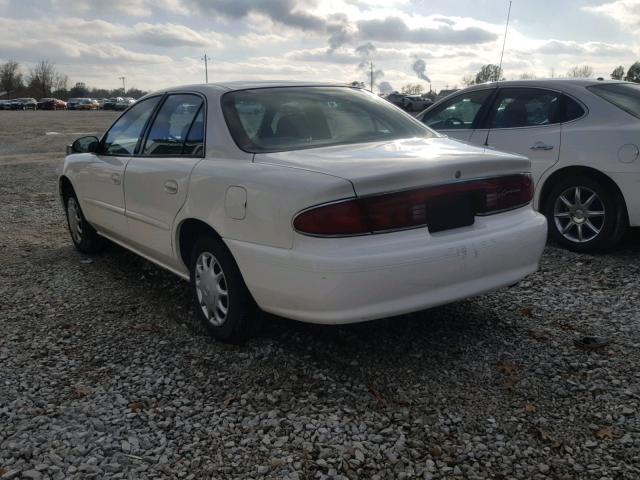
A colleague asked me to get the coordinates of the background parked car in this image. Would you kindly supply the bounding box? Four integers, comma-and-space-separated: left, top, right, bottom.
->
37, 98, 67, 110
417, 79, 640, 252
66, 98, 81, 110
102, 97, 123, 110
404, 95, 433, 112
76, 98, 99, 110
10, 98, 37, 110
384, 92, 408, 109
0, 99, 12, 110
114, 97, 136, 111
95, 98, 109, 109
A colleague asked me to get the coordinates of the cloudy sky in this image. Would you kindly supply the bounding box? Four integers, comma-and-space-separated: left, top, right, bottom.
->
0, 0, 638, 93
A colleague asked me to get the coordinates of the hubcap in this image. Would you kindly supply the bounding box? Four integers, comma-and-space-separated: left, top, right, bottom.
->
553, 186, 605, 243
67, 198, 83, 243
194, 252, 229, 327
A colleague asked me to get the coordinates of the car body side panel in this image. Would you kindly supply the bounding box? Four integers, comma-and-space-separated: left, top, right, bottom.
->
61, 152, 130, 241
124, 156, 203, 268
175, 159, 357, 254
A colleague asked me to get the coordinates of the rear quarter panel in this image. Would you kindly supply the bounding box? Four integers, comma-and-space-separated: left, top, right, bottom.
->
176, 159, 356, 251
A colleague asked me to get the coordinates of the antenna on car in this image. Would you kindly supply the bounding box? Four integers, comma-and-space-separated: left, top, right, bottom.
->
497, 1, 512, 82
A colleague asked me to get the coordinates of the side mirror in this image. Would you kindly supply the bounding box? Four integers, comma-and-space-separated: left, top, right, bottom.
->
68, 136, 100, 155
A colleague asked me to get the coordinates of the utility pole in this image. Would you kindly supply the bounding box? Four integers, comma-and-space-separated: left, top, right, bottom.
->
202, 54, 210, 84
497, 1, 512, 82
369, 61, 374, 93
119, 76, 126, 94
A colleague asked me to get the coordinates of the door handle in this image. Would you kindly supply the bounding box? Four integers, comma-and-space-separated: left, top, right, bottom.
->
164, 180, 178, 194
530, 142, 554, 151
111, 173, 121, 185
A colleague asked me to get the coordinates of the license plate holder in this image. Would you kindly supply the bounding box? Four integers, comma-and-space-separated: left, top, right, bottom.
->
427, 193, 475, 233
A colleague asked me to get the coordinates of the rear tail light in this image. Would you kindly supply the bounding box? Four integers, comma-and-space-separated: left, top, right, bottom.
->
293, 174, 533, 236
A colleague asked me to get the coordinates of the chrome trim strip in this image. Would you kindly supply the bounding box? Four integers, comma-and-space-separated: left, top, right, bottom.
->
84, 197, 125, 215
126, 209, 171, 230
97, 231, 190, 281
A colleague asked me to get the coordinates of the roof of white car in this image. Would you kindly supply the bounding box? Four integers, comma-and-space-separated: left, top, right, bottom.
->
463, 78, 628, 90
159, 81, 349, 95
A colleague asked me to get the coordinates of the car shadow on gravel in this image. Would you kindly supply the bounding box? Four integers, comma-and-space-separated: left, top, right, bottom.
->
85, 242, 514, 365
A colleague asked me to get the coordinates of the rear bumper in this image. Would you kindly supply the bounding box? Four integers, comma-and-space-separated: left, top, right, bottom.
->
226, 207, 547, 324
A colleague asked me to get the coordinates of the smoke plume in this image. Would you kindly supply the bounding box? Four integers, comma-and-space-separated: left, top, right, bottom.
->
412, 58, 431, 83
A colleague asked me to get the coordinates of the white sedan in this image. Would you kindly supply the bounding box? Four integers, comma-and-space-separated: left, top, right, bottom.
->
418, 79, 640, 252
60, 82, 546, 342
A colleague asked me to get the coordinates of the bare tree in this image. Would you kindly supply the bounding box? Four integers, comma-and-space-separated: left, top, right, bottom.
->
566, 65, 594, 78
28, 60, 58, 98
611, 66, 625, 80
473, 64, 504, 84
519, 72, 537, 80
0, 61, 24, 99
400, 83, 424, 95
461, 75, 475, 87
53, 73, 69, 94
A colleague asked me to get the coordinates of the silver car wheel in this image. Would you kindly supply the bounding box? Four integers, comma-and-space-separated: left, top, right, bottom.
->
553, 186, 605, 243
195, 252, 229, 327
67, 197, 83, 244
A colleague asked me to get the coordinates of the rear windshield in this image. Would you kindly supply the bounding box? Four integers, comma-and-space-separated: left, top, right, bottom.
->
588, 83, 640, 119
221, 87, 435, 153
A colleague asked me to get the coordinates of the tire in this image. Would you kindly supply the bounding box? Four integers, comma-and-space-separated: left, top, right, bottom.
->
189, 236, 258, 343
544, 175, 626, 253
64, 194, 107, 253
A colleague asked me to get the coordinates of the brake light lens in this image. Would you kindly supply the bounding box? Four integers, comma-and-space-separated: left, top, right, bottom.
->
293, 174, 533, 236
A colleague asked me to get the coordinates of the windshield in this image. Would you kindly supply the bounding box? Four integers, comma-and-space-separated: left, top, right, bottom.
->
221, 87, 435, 153
588, 83, 640, 119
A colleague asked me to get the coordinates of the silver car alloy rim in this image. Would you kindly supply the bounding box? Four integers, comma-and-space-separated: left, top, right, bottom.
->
67, 197, 83, 244
195, 252, 229, 327
553, 186, 605, 243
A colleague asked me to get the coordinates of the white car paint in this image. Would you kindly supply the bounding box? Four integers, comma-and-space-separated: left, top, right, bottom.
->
60, 82, 547, 325
419, 79, 640, 227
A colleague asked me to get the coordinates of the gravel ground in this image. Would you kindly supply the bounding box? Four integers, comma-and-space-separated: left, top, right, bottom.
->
1, 111, 640, 480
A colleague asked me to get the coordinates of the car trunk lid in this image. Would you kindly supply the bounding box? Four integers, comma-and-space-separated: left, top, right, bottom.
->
254, 137, 530, 196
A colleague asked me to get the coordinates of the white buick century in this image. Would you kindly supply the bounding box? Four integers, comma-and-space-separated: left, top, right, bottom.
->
59, 82, 547, 341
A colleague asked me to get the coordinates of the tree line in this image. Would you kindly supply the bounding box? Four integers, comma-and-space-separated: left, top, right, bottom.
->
462, 63, 640, 87
0, 60, 146, 100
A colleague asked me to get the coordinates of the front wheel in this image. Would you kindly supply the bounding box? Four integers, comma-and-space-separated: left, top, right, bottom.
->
189, 237, 258, 343
544, 176, 626, 253
65, 195, 107, 253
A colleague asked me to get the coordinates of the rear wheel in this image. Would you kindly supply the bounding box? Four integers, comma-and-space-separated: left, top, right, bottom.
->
189, 237, 258, 343
544, 175, 626, 253
65, 194, 107, 253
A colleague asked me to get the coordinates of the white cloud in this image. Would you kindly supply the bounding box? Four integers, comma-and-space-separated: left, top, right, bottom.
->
52, 0, 153, 17
583, 0, 640, 29
0, 0, 637, 93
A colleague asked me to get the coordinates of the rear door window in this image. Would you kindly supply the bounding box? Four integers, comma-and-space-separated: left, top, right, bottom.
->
488, 88, 561, 129
560, 95, 586, 122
